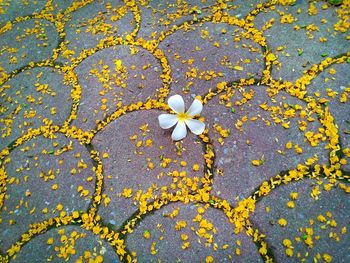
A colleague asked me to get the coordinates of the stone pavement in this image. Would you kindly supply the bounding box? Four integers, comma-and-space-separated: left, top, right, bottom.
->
0, 0, 349, 262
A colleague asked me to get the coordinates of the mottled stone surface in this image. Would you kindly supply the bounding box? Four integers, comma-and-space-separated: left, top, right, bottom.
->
93, 110, 205, 230
203, 86, 329, 204
0, 134, 95, 250
0, 67, 72, 147
126, 202, 263, 262
0, 19, 59, 73
0, 0, 349, 262
251, 179, 350, 263
13, 225, 120, 263
158, 21, 264, 102
72, 46, 163, 131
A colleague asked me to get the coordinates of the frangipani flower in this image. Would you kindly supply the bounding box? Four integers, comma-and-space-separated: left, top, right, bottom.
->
158, 94, 205, 141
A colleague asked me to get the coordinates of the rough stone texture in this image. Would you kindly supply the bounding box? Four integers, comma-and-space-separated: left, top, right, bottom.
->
72, 46, 163, 131
56, 0, 135, 64
253, 1, 348, 82
305, 62, 350, 171
92, 110, 205, 230
0, 134, 95, 251
126, 202, 263, 263
0, 19, 59, 73
250, 178, 350, 263
0, 0, 349, 262
203, 86, 329, 205
12, 225, 120, 262
0, 0, 46, 26
158, 21, 264, 103
137, 0, 215, 41
0, 67, 72, 147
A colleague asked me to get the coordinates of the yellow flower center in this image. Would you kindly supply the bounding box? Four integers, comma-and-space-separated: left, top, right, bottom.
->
177, 112, 188, 121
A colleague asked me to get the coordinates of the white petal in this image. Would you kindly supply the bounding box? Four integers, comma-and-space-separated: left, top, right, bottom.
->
171, 121, 187, 141
168, 94, 185, 113
158, 114, 178, 129
185, 119, 205, 135
186, 99, 203, 116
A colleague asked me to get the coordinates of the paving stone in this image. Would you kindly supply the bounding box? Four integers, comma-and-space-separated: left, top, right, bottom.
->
92, 110, 205, 230
0, 67, 72, 147
72, 45, 163, 131
0, 19, 59, 73
250, 178, 350, 263
126, 201, 263, 262
253, 1, 348, 82
305, 62, 350, 171
0, 133, 95, 251
203, 86, 329, 204
48, 0, 75, 15
226, 0, 260, 19
0, 0, 46, 26
56, 0, 135, 64
158, 21, 264, 103
12, 225, 120, 262
136, 0, 215, 41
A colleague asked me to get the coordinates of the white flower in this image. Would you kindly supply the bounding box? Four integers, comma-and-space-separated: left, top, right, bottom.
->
158, 94, 205, 141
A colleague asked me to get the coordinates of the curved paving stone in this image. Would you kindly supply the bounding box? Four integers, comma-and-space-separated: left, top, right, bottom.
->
126, 202, 263, 262
46, 0, 75, 16
250, 178, 350, 263
158, 21, 264, 102
0, 134, 96, 251
0, 19, 59, 73
0, 67, 72, 147
92, 110, 205, 230
203, 86, 329, 204
305, 62, 350, 171
137, 0, 215, 41
0, 0, 46, 26
226, 0, 259, 19
72, 46, 163, 131
253, 1, 348, 82
12, 225, 120, 262
56, 0, 135, 63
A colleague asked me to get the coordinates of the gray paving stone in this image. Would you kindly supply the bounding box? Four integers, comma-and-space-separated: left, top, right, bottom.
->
126, 201, 263, 263
158, 21, 264, 103
92, 110, 205, 230
0, 0, 46, 26
0, 133, 95, 251
136, 0, 215, 41
203, 86, 329, 205
305, 62, 350, 171
253, 1, 348, 82
0, 67, 72, 147
72, 45, 163, 131
56, 0, 135, 64
0, 19, 59, 73
250, 178, 350, 263
12, 225, 120, 262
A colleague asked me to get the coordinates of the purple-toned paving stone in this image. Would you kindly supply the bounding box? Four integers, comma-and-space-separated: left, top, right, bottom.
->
92, 110, 205, 230
158, 21, 264, 102
125, 201, 263, 262
0, 67, 72, 147
253, 1, 348, 82
136, 0, 215, 41
12, 225, 120, 262
0, 133, 95, 251
56, 0, 135, 64
72, 45, 163, 131
203, 86, 329, 204
250, 178, 350, 263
